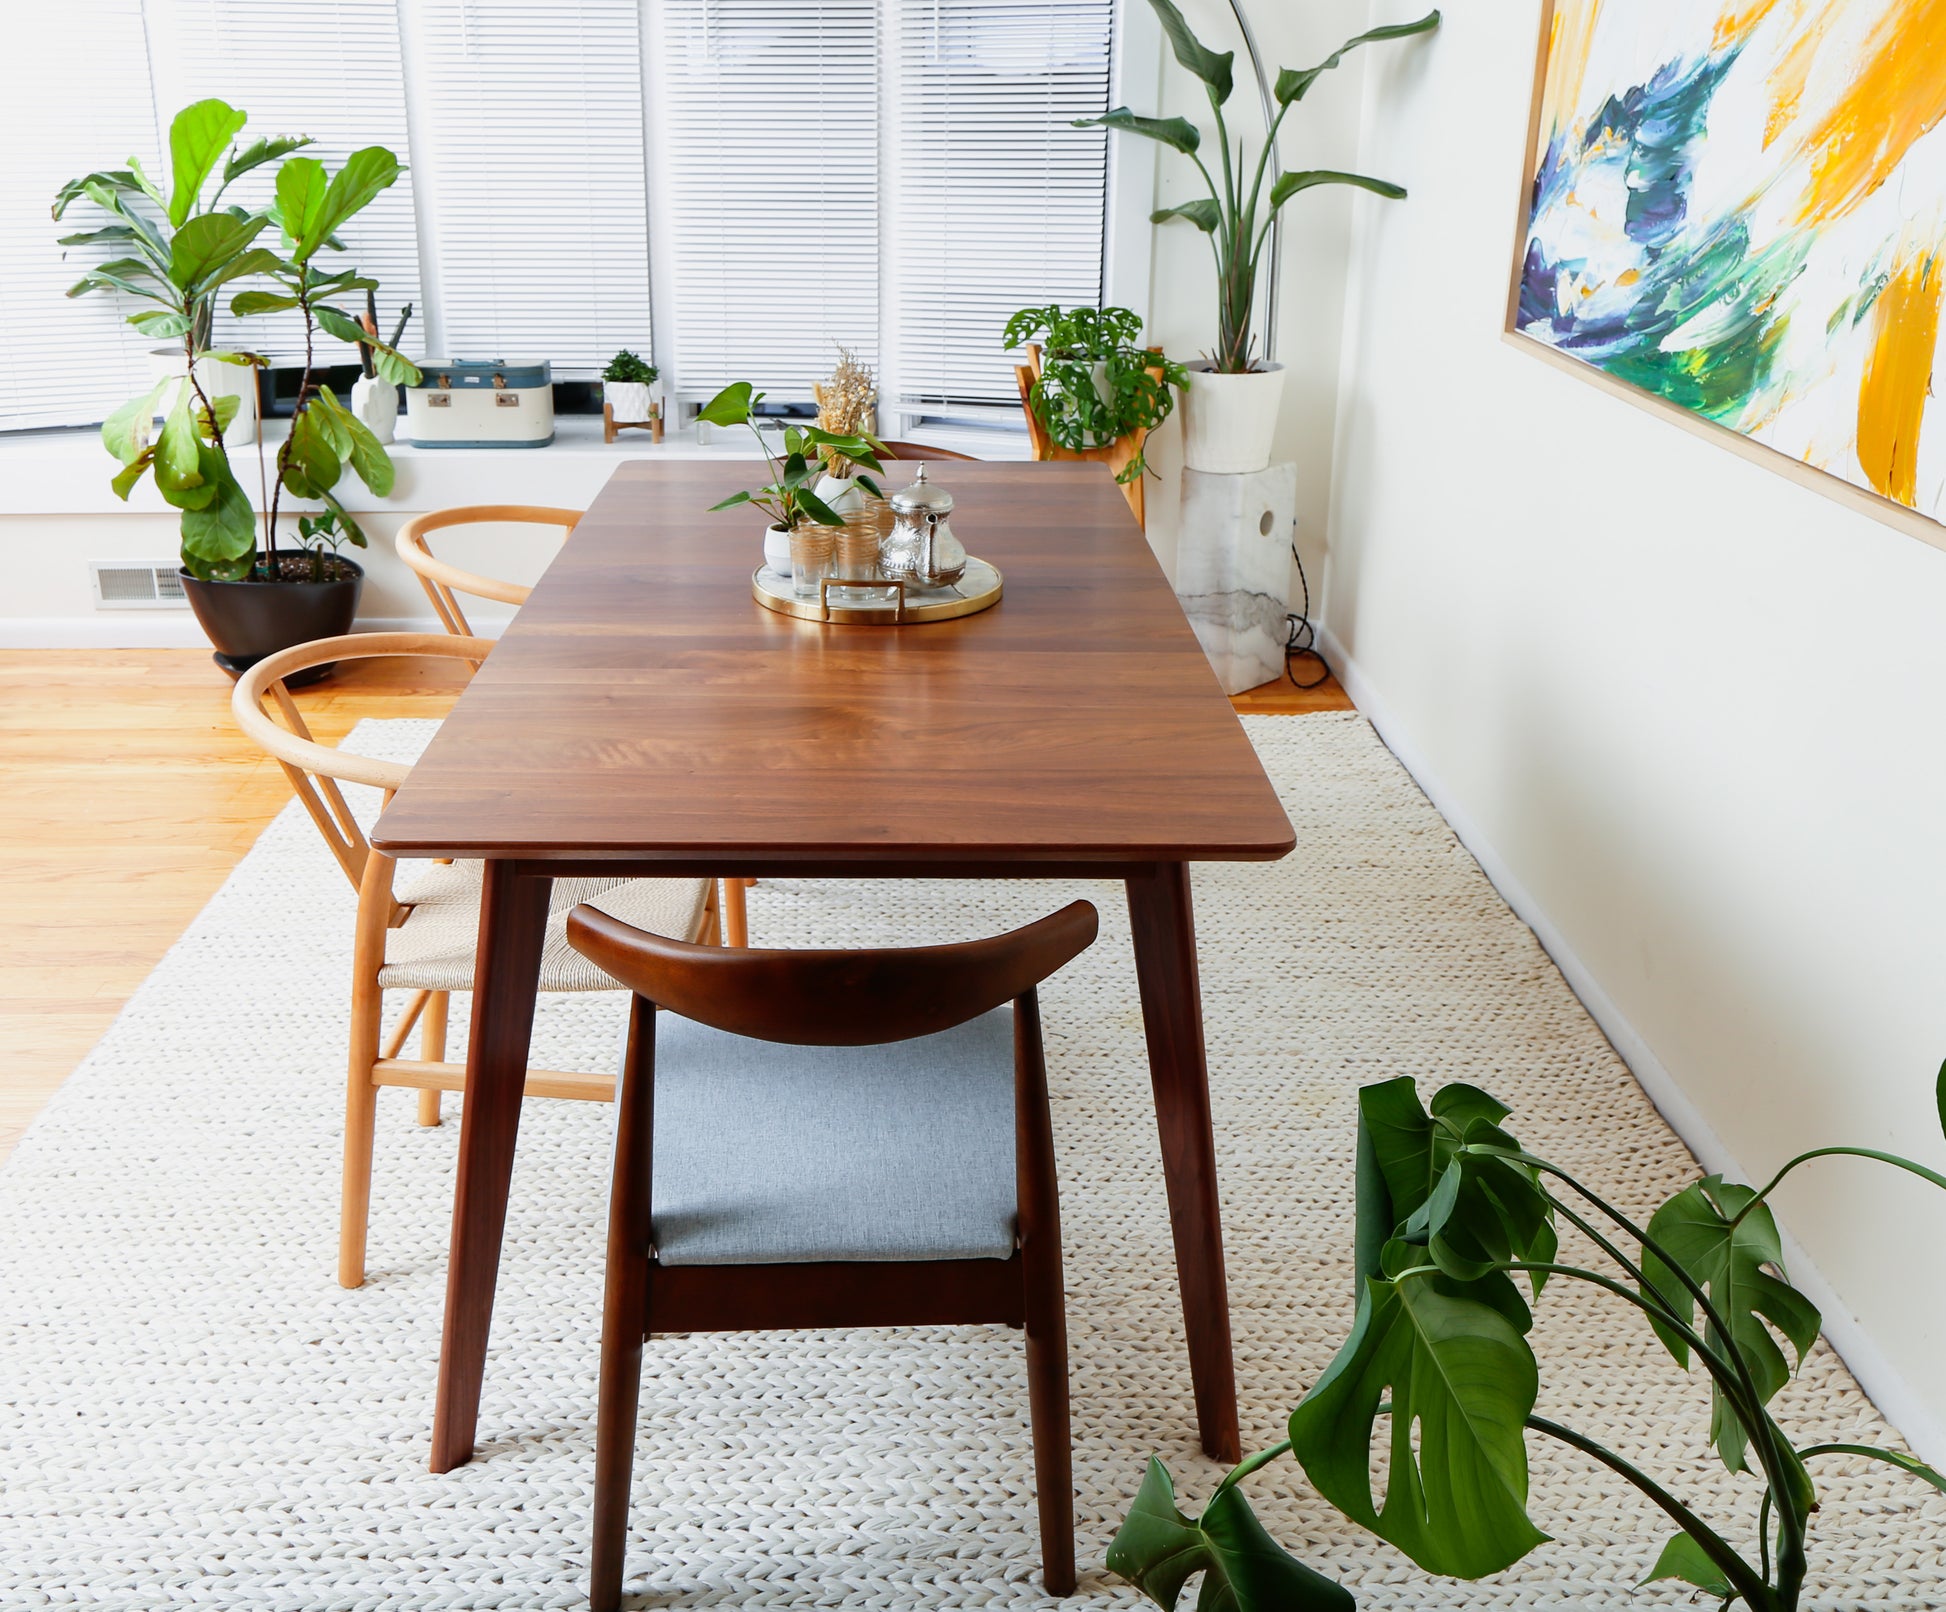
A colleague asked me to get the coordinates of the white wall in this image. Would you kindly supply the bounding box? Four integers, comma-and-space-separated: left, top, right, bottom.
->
1326, 0, 1946, 1458
1141, 0, 1373, 594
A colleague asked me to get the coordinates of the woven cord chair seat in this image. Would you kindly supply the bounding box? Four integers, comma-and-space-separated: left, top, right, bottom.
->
380, 863, 711, 992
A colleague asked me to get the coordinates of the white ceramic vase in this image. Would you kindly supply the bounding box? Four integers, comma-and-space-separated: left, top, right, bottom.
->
812, 472, 867, 516
604, 380, 654, 424
1180, 362, 1285, 474
763, 522, 794, 575
148, 347, 259, 445
350, 375, 399, 444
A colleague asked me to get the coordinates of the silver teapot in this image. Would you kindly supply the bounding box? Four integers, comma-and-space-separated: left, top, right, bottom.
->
880, 465, 966, 587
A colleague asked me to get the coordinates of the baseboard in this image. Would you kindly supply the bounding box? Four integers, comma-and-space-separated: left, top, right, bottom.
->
1317, 623, 1946, 1470
0, 614, 506, 649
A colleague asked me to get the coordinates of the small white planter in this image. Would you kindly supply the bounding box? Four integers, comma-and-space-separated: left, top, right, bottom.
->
604, 380, 655, 424
148, 348, 260, 445
1181, 362, 1285, 474
349, 375, 398, 444
813, 472, 867, 516
763, 522, 794, 575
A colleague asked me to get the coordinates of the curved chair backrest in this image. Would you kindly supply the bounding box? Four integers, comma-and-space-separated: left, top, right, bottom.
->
875, 440, 979, 462
230, 631, 494, 891
567, 900, 1098, 1046
396, 505, 582, 637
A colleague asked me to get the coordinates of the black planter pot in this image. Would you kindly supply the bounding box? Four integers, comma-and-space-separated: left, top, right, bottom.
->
179, 555, 364, 685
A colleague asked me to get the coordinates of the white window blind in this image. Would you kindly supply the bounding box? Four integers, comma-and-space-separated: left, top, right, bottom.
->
889, 0, 1113, 414
145, 0, 422, 366
0, 4, 161, 430
654, 0, 880, 401
406, 0, 652, 378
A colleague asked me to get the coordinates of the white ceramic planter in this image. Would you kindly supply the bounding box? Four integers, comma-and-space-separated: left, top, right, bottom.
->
148, 348, 259, 445
349, 375, 398, 444
813, 472, 867, 516
604, 380, 654, 424
763, 522, 794, 575
1181, 362, 1285, 474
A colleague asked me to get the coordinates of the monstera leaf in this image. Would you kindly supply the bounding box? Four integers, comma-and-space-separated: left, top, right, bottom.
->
1106, 1458, 1351, 1612
1640, 1177, 1821, 1474
1288, 1272, 1548, 1579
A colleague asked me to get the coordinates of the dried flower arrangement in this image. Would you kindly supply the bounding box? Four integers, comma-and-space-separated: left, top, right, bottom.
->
813, 345, 877, 476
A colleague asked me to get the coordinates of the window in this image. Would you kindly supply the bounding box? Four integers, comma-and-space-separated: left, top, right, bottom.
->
653, 0, 881, 401
887, 1, 1114, 426
2, 1, 1129, 431
0, 1, 160, 430
407, 0, 653, 375
145, 0, 423, 365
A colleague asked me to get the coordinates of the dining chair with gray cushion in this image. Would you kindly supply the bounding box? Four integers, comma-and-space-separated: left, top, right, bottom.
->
565, 898, 1100, 1607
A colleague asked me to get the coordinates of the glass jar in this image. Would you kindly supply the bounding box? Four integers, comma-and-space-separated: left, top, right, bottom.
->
789, 523, 836, 600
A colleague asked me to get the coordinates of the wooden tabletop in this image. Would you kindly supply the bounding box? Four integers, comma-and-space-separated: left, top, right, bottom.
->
372, 459, 1294, 865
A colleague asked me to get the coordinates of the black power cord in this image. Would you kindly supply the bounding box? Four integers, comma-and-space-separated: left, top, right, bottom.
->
1284, 535, 1331, 689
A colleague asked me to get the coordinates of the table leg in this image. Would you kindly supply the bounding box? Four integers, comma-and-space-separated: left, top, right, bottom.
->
1125, 861, 1240, 1463
429, 861, 553, 1473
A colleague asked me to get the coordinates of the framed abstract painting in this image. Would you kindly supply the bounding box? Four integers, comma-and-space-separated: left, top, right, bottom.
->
1508, 0, 1946, 546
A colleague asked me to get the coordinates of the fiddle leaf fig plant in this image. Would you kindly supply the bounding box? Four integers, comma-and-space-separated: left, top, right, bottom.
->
1002, 304, 1188, 484
698, 381, 887, 531
1110, 1068, 1946, 1611
234, 146, 422, 575
1078, 2, 1440, 373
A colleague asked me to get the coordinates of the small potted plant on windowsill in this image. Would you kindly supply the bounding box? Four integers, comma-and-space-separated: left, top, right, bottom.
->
697, 380, 886, 576
1078, 0, 1439, 475
602, 348, 659, 440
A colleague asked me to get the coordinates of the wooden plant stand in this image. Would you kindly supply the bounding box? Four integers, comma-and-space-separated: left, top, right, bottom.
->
603, 400, 665, 445
1013, 343, 1158, 528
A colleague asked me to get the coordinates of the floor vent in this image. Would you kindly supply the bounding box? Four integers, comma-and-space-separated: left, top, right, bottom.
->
90, 561, 189, 609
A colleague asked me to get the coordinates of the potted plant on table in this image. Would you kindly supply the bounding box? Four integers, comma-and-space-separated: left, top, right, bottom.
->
1078, 1, 1439, 475
55, 98, 314, 449
70, 107, 420, 679
1003, 303, 1188, 524
697, 380, 887, 578
1107, 1072, 1946, 1610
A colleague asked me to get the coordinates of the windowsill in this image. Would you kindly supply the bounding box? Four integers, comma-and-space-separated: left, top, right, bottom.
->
0, 413, 1030, 516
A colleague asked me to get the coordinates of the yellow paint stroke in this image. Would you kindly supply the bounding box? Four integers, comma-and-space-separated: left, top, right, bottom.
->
1542, 0, 1602, 143
1857, 243, 1946, 507
1714, 0, 1789, 50
1795, 0, 1946, 227
1763, 2, 1829, 149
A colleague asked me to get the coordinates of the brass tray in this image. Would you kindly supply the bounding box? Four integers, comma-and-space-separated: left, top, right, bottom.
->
750, 556, 1003, 625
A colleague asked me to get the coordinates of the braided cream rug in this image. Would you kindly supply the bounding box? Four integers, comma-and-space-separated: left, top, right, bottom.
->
1, 713, 1939, 1609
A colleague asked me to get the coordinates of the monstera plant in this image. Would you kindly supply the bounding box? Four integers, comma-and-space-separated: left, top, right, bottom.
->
1110, 1072, 1946, 1611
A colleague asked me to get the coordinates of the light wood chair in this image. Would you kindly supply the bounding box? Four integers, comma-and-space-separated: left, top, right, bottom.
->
230, 632, 720, 1289
397, 505, 755, 947
566, 898, 1099, 1608
875, 440, 979, 461
395, 504, 582, 639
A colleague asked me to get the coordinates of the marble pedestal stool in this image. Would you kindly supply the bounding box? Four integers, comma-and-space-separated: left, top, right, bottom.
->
1174, 463, 1297, 695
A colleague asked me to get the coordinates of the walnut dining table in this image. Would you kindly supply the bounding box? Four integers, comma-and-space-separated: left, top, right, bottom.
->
370, 457, 1295, 1473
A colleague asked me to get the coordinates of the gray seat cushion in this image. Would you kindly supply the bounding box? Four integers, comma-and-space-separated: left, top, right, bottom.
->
644, 1007, 1018, 1267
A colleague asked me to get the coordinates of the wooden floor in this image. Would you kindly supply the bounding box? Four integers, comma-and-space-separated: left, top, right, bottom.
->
0, 650, 1349, 1163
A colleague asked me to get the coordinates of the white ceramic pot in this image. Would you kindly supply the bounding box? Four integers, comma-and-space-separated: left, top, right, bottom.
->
350, 374, 398, 444
604, 380, 654, 424
148, 347, 259, 445
763, 522, 794, 575
1180, 362, 1285, 474
812, 472, 867, 516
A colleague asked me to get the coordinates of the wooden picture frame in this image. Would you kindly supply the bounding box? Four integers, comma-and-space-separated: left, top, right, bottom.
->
1501, 0, 1946, 556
